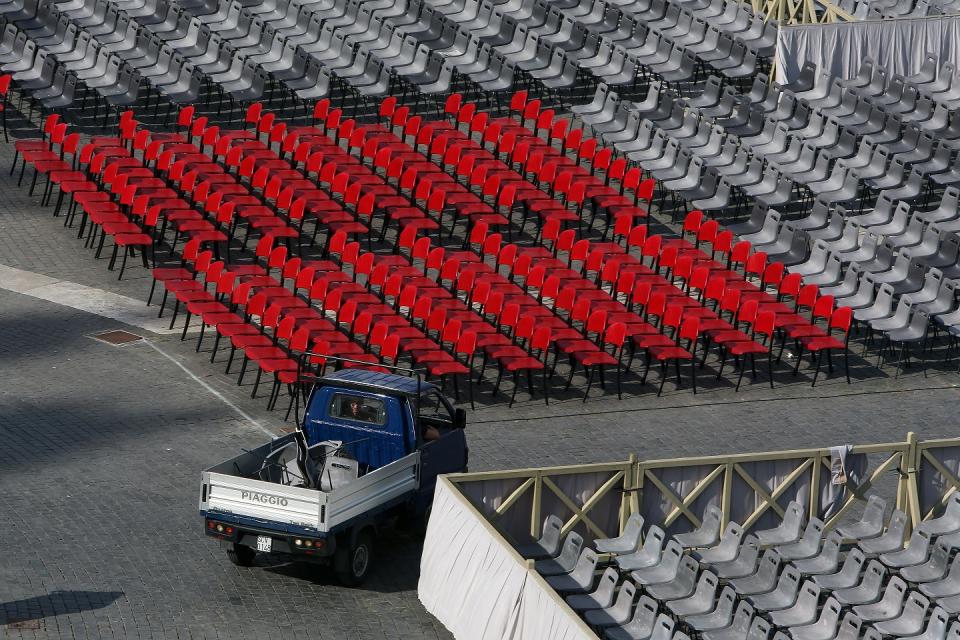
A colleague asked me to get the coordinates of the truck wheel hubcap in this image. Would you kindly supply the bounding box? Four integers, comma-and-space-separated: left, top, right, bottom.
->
353, 546, 369, 576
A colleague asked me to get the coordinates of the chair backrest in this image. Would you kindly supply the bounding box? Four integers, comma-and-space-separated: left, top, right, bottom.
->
746, 615, 772, 640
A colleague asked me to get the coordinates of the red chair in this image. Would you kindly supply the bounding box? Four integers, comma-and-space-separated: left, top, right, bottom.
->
492, 318, 551, 407
794, 307, 853, 386
570, 322, 628, 401
644, 313, 700, 396
718, 310, 777, 391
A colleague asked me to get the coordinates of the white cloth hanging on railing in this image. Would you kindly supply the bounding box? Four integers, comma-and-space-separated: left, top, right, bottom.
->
775, 15, 960, 84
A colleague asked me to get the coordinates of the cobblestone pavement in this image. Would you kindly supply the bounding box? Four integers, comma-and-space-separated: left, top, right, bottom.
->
2, 123, 959, 640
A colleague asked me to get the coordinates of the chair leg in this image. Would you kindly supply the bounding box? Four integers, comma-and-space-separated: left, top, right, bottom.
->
251, 369, 263, 398
657, 361, 667, 396
811, 350, 824, 387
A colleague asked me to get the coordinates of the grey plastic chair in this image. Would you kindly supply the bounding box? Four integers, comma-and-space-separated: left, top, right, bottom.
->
834, 560, 887, 605
873, 591, 930, 636
902, 539, 952, 584
794, 531, 842, 575
647, 555, 699, 601
851, 575, 908, 622
595, 513, 644, 554
566, 566, 618, 612
731, 549, 783, 596
750, 565, 802, 612
685, 586, 737, 630
860, 510, 908, 555
667, 571, 720, 618
755, 501, 805, 545
606, 612, 672, 640
814, 548, 867, 590
776, 518, 825, 561
919, 493, 960, 536
516, 514, 563, 559
616, 526, 666, 571
836, 495, 887, 541
861, 628, 882, 640
743, 617, 771, 640
937, 593, 960, 615
604, 597, 661, 640
880, 529, 932, 569
632, 540, 683, 585
901, 606, 951, 640
545, 548, 600, 593
585, 580, 638, 628
697, 522, 745, 565
701, 601, 754, 640
788, 597, 842, 640
712, 535, 761, 579
535, 531, 584, 575
769, 580, 821, 627
920, 553, 960, 598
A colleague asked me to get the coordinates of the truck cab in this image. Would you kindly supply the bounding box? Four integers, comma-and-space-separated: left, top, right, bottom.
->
199, 369, 468, 585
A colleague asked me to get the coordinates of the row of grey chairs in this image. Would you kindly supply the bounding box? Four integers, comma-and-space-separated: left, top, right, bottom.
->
520, 493, 960, 640
0, 0, 145, 117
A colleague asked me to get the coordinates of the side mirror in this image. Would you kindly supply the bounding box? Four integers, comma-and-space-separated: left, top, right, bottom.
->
454, 408, 467, 429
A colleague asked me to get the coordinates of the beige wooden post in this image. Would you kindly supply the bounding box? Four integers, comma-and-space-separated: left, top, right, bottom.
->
531, 471, 543, 540
721, 463, 734, 529
621, 454, 637, 533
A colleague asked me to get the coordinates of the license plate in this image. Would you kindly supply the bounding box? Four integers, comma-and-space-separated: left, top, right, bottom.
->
256, 536, 272, 553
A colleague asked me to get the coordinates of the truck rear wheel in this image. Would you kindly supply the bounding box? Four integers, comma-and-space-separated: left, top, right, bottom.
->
226, 543, 256, 567
335, 532, 373, 586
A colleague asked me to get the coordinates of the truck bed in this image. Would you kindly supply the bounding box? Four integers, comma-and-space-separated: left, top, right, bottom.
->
200, 436, 421, 534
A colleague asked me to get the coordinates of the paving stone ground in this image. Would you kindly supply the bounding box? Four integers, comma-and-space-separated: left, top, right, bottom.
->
1, 121, 958, 639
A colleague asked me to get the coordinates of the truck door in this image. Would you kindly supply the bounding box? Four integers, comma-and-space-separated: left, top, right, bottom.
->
415, 391, 468, 512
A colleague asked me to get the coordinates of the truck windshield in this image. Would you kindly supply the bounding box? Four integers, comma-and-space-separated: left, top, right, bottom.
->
329, 394, 386, 425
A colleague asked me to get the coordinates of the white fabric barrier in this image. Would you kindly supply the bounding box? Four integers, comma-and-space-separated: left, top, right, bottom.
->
419, 478, 597, 640
775, 15, 960, 84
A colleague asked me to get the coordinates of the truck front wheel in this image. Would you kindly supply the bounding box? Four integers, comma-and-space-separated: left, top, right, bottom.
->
226, 543, 256, 567
335, 532, 373, 586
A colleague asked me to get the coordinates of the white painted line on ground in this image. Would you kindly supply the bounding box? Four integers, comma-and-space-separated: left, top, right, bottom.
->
0, 263, 191, 335
145, 340, 278, 438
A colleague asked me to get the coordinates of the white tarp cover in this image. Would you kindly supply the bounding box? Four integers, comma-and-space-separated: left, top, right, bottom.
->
419, 478, 596, 640
775, 15, 960, 84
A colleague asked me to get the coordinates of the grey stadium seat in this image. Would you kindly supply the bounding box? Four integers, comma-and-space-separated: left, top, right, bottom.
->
697, 522, 745, 565
731, 549, 782, 596
595, 513, 645, 555
851, 575, 908, 622
616, 525, 666, 571
859, 510, 907, 555
535, 530, 583, 575
631, 540, 684, 586
674, 505, 722, 549
835, 495, 887, 542
918, 493, 960, 536
604, 599, 663, 640
788, 598, 843, 640
566, 566, 618, 612
754, 501, 805, 545
834, 560, 887, 606
701, 601, 755, 640
814, 548, 867, 590
585, 580, 638, 628
793, 531, 842, 576
544, 548, 600, 593
749, 565, 802, 612
516, 514, 563, 559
